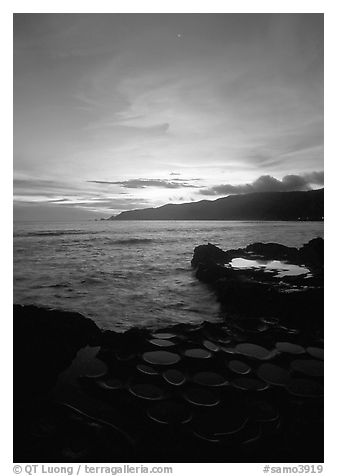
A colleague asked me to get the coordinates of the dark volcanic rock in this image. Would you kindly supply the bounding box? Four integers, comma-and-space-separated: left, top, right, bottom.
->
191, 239, 324, 332
101, 326, 151, 353
13, 306, 324, 462
192, 238, 324, 271
213, 278, 279, 315
191, 242, 228, 268
14, 304, 101, 398
299, 238, 324, 271
245, 242, 298, 261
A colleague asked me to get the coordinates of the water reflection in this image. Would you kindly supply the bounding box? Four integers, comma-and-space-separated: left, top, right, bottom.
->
230, 257, 310, 277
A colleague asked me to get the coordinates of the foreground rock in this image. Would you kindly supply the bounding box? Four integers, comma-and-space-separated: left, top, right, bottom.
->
14, 304, 101, 398
14, 312, 323, 462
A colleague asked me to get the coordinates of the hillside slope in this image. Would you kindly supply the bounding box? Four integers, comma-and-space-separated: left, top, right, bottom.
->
109, 189, 324, 221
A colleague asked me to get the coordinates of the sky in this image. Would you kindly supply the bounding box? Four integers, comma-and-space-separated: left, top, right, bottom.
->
13, 13, 324, 220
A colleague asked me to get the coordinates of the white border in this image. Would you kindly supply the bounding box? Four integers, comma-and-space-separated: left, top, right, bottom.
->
3, 1, 335, 474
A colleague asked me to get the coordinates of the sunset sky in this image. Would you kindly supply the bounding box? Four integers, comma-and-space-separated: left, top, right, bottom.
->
14, 13, 323, 220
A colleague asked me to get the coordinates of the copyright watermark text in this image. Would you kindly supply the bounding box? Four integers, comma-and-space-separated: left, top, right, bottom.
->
262, 465, 324, 474
13, 465, 173, 475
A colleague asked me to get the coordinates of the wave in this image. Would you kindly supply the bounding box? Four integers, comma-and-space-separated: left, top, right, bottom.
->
15, 233, 158, 245
80, 277, 104, 285
40, 282, 71, 289
106, 238, 155, 245
14, 230, 100, 238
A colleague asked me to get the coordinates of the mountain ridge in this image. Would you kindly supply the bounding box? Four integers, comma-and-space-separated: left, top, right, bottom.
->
109, 188, 324, 221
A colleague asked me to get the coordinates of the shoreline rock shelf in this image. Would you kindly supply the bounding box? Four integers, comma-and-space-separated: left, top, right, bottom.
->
13, 238, 323, 463
191, 238, 323, 335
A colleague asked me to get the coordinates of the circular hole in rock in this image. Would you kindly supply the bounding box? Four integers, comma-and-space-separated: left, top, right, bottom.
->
183, 387, 220, 407
184, 348, 212, 359
193, 371, 227, 387
152, 332, 176, 340
129, 383, 164, 400
96, 378, 124, 391
203, 340, 220, 352
286, 378, 323, 398
81, 357, 108, 379
228, 360, 251, 375
221, 346, 237, 354
257, 363, 291, 386
290, 359, 324, 378
306, 347, 324, 361
81, 370, 107, 380
193, 431, 220, 444
235, 343, 270, 360
136, 364, 158, 376
147, 401, 192, 425
232, 377, 269, 392
143, 351, 181, 366
275, 342, 305, 355
163, 369, 186, 386
148, 339, 175, 348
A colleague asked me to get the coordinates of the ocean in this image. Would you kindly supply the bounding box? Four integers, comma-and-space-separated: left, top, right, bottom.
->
13, 220, 324, 331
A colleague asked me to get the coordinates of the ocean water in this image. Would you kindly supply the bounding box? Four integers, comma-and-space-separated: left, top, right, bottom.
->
13, 220, 323, 331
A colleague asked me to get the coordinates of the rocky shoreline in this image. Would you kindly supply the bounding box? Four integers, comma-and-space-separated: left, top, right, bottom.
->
192, 238, 323, 335
13, 239, 324, 462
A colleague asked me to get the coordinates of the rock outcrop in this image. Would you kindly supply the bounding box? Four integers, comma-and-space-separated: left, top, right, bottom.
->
191, 238, 324, 332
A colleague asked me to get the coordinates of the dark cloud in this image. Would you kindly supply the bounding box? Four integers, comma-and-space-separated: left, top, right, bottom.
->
169, 172, 181, 176
199, 172, 324, 196
88, 179, 200, 189
303, 171, 324, 184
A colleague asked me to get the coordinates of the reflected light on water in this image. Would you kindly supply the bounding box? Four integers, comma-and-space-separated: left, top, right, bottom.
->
230, 257, 310, 277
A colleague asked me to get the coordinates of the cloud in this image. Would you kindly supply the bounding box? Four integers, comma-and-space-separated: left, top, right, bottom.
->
13, 177, 151, 213
199, 171, 324, 196
303, 171, 324, 184
47, 198, 71, 203
88, 178, 200, 189
63, 198, 150, 210
16, 196, 149, 213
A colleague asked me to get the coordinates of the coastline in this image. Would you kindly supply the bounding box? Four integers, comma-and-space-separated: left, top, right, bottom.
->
13, 239, 324, 462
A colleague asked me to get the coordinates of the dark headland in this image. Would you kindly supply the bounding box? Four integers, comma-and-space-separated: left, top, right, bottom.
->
13, 238, 323, 463
109, 188, 323, 221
